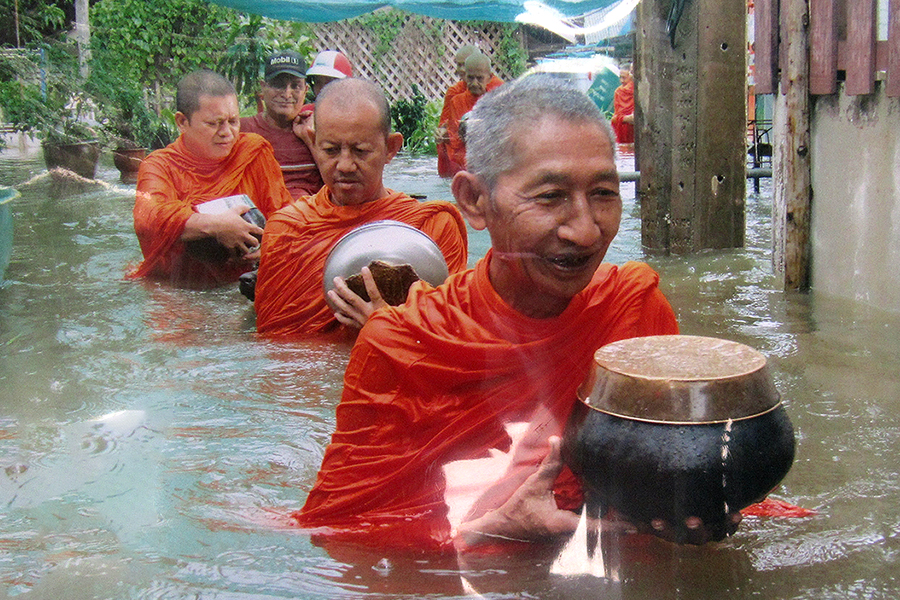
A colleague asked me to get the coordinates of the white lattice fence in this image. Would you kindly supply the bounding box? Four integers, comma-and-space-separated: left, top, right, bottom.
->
310, 10, 521, 104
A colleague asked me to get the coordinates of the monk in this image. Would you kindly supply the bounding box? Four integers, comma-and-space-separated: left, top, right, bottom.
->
241, 51, 324, 200
435, 46, 502, 178
610, 65, 635, 144
292, 76, 743, 553
437, 52, 502, 177
254, 78, 468, 338
131, 70, 292, 289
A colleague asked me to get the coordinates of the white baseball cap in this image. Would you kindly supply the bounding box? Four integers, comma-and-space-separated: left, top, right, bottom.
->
307, 50, 354, 79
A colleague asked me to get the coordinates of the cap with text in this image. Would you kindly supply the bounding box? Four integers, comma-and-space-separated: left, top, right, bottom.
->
264, 51, 308, 81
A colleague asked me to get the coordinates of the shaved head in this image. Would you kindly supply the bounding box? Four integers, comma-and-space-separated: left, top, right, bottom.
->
455, 44, 479, 62
176, 70, 236, 120
315, 78, 393, 137
465, 52, 491, 72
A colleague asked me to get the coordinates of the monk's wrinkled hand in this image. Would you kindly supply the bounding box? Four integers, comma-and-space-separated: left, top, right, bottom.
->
212, 205, 264, 258
434, 125, 449, 144
330, 267, 388, 329
293, 111, 315, 147
455, 436, 583, 547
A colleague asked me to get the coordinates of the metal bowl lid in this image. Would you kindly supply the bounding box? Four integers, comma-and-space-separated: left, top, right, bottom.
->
577, 335, 781, 424
322, 220, 449, 309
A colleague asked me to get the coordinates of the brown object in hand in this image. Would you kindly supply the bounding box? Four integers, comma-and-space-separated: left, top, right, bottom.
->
343, 260, 421, 306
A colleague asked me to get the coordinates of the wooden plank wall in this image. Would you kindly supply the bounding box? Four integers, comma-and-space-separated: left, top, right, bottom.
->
755, 0, 900, 96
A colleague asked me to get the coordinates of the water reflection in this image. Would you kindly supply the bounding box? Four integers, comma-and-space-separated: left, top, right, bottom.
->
0, 148, 898, 598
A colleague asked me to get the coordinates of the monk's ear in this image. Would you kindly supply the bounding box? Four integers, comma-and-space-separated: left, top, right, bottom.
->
385, 132, 403, 160
174, 111, 189, 133
452, 171, 490, 231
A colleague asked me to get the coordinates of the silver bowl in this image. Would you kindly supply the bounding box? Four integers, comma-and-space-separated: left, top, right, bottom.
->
322, 220, 449, 310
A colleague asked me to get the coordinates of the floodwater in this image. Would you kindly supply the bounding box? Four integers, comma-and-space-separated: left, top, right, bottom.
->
0, 145, 899, 599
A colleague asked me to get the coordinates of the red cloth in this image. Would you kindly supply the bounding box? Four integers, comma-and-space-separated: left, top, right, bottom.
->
610, 80, 635, 144
741, 497, 816, 518
437, 76, 503, 178
240, 113, 323, 200
254, 186, 468, 338
130, 133, 293, 289
292, 253, 679, 550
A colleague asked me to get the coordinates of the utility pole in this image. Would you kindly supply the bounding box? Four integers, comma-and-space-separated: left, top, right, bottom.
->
75, 0, 91, 78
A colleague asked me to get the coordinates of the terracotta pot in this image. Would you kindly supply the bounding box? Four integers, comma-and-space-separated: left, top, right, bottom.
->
42, 141, 102, 179
562, 335, 796, 542
112, 147, 147, 183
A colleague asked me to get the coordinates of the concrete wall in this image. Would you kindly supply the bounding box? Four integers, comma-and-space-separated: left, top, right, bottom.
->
810, 83, 900, 312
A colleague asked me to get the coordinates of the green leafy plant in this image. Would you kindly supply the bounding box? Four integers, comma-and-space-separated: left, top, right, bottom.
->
391, 86, 439, 155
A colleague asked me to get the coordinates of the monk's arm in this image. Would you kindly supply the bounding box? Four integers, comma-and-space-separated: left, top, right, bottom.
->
180, 206, 263, 256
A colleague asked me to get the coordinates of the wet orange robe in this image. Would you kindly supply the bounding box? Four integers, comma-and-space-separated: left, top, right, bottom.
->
610, 80, 635, 144
292, 253, 679, 550
437, 76, 503, 178
131, 133, 292, 289
254, 186, 468, 338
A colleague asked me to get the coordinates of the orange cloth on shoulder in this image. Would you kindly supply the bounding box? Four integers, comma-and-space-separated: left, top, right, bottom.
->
254, 186, 468, 338
130, 133, 292, 289
610, 79, 635, 144
292, 253, 679, 551
437, 76, 503, 178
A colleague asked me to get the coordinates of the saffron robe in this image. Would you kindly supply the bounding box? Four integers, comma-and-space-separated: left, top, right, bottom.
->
292, 252, 679, 550
131, 133, 293, 289
437, 77, 503, 178
610, 80, 635, 144
240, 113, 324, 200
254, 186, 469, 338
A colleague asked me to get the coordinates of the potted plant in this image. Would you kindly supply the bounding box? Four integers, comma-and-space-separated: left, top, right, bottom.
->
0, 45, 103, 179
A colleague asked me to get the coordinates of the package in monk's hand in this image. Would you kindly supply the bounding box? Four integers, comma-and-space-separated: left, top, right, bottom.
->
186, 195, 266, 263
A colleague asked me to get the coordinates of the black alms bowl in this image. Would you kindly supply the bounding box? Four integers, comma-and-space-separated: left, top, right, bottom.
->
562, 335, 795, 542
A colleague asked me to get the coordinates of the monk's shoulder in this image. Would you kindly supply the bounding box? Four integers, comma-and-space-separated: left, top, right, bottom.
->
590, 261, 662, 297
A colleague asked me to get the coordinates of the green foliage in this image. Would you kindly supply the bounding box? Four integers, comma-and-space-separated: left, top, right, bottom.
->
217, 14, 317, 109
0, 0, 67, 46
391, 86, 439, 156
352, 9, 408, 62
471, 21, 528, 77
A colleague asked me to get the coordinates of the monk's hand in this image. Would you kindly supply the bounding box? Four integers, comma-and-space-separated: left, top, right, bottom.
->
212, 206, 264, 259
455, 436, 584, 547
293, 111, 315, 147
329, 267, 388, 329
434, 125, 449, 144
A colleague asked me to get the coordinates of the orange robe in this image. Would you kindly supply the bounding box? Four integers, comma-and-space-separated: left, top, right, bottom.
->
437, 76, 503, 178
131, 133, 292, 289
254, 186, 468, 338
292, 252, 679, 550
610, 80, 635, 144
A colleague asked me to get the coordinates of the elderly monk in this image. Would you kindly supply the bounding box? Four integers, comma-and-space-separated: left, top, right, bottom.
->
241, 51, 324, 200
435, 46, 502, 178
131, 70, 292, 289
292, 76, 743, 553
437, 52, 502, 177
254, 78, 468, 338
610, 65, 635, 144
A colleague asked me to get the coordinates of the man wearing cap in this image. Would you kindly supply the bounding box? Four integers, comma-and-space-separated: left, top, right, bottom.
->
436, 45, 503, 177
253, 78, 468, 338
306, 50, 354, 99
438, 52, 502, 177
241, 51, 324, 200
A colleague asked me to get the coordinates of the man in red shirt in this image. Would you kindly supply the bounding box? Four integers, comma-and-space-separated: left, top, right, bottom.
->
241, 51, 324, 200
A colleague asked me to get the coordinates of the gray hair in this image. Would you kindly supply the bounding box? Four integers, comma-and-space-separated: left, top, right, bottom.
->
465, 74, 615, 189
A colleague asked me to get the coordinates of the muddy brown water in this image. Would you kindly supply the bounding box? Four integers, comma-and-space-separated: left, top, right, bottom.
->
0, 146, 898, 599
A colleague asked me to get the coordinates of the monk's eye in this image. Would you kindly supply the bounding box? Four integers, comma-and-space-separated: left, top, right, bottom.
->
532, 191, 566, 206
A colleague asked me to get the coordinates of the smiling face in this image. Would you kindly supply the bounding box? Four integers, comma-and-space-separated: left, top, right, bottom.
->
457, 115, 621, 318
175, 94, 240, 162
261, 73, 307, 127
312, 96, 403, 206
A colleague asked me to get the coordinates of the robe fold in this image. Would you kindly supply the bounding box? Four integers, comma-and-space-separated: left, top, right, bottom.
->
610, 80, 635, 144
292, 252, 679, 550
130, 133, 293, 289
254, 186, 468, 338
437, 76, 503, 178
